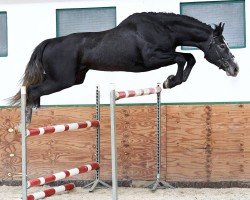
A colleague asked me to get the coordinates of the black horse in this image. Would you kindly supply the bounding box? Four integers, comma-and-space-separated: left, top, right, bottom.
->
9, 12, 239, 122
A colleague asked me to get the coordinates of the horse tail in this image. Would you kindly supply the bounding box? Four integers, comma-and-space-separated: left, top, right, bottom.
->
8, 39, 50, 106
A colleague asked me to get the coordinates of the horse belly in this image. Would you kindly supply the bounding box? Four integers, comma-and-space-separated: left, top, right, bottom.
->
85, 44, 144, 72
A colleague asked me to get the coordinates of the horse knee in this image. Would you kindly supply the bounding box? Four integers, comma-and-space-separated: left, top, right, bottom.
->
189, 55, 196, 66
185, 53, 196, 66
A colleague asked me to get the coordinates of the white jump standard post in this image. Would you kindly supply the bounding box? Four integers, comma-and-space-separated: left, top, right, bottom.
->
110, 84, 118, 200
21, 86, 28, 200
110, 84, 172, 200
84, 85, 111, 191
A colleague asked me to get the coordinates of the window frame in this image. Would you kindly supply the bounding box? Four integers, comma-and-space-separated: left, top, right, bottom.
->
180, 0, 246, 50
0, 11, 8, 57
56, 6, 117, 37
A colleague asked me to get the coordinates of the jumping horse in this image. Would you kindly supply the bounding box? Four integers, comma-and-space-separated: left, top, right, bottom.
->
9, 12, 239, 123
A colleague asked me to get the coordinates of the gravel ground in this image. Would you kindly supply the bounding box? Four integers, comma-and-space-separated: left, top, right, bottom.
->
2, 186, 250, 200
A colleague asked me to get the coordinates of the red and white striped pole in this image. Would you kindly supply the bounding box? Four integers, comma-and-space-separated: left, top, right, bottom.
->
28, 163, 99, 188
27, 120, 99, 137
115, 86, 162, 100
27, 183, 75, 200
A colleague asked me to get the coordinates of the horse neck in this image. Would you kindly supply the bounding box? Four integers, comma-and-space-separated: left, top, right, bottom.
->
167, 18, 213, 51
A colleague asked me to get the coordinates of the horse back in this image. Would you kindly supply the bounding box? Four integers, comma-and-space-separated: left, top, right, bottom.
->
42, 13, 176, 73
80, 26, 144, 71
81, 16, 174, 72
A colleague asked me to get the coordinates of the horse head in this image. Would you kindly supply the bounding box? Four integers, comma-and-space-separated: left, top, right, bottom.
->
204, 22, 239, 77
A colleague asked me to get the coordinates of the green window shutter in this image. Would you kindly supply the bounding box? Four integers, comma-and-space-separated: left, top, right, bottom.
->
180, 0, 246, 50
56, 7, 116, 37
0, 12, 8, 57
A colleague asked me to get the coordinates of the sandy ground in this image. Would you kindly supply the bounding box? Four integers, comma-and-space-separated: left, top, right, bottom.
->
1, 186, 250, 200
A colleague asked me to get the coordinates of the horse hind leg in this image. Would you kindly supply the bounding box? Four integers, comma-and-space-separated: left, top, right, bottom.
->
26, 79, 74, 122
25, 63, 88, 123
25, 106, 33, 124
25, 99, 40, 124
24, 84, 42, 124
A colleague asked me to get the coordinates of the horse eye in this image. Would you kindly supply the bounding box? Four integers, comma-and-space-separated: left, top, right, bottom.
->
220, 44, 226, 48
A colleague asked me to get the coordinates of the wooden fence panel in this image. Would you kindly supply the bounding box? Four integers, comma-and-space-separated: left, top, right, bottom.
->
0, 104, 250, 183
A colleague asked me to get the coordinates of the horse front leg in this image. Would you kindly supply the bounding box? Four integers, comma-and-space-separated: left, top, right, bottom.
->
141, 48, 187, 89
180, 53, 196, 82
163, 53, 187, 89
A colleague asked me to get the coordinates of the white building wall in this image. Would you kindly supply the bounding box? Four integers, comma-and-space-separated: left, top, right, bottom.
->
0, 0, 249, 105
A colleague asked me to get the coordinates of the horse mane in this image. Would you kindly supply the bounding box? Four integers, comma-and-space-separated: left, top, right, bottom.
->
146, 12, 212, 29
123, 12, 213, 32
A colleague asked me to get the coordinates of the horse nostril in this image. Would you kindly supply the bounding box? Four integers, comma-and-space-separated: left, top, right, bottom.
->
234, 67, 239, 75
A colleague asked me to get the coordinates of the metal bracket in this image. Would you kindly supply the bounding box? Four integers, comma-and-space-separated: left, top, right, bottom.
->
84, 178, 111, 192
146, 178, 174, 191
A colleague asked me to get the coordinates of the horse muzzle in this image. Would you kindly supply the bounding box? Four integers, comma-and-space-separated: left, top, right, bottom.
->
225, 60, 239, 77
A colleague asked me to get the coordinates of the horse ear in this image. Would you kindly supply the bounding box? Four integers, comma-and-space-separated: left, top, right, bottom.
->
213, 22, 225, 36
221, 23, 225, 33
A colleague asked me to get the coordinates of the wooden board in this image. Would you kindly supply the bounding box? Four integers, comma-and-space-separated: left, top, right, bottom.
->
166, 105, 207, 181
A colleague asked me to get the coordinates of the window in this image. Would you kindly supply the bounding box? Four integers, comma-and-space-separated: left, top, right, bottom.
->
0, 12, 7, 57
180, 0, 246, 49
56, 7, 116, 37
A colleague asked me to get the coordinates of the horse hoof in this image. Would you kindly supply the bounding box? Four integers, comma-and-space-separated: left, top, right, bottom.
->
32, 107, 39, 112
163, 80, 169, 89
163, 75, 174, 89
